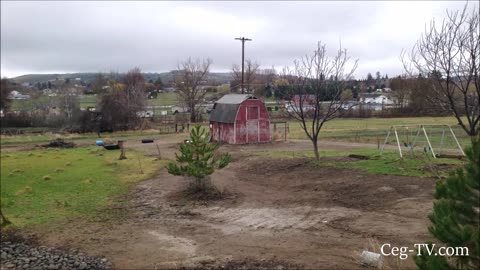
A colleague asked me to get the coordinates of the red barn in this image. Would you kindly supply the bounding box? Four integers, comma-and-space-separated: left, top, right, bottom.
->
209, 94, 270, 144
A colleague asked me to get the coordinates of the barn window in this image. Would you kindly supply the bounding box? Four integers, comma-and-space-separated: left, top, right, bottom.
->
247, 106, 259, 120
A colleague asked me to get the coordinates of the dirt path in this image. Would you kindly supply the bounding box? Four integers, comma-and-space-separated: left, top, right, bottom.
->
22, 150, 436, 269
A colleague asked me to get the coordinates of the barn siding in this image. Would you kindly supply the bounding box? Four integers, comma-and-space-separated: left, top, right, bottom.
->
210, 122, 235, 144
235, 99, 270, 144
210, 98, 270, 144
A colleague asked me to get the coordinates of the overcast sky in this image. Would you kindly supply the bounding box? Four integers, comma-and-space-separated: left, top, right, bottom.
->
0, 0, 475, 79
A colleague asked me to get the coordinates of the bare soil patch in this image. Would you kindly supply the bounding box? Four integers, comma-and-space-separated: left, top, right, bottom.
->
16, 141, 436, 269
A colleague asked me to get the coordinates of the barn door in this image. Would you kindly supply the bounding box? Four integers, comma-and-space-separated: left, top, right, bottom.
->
246, 106, 259, 143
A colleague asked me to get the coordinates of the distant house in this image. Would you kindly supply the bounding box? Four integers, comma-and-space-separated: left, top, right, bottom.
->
360, 93, 394, 105
172, 105, 188, 114
42, 88, 57, 97
291, 95, 317, 107
376, 88, 392, 93
163, 87, 176, 92
136, 110, 154, 118
48, 106, 61, 116
7, 90, 30, 100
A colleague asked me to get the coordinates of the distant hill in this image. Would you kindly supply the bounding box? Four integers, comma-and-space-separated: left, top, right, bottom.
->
12, 73, 98, 84
12, 71, 233, 85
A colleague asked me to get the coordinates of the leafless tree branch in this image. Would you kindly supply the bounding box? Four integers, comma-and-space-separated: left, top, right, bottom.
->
175, 57, 212, 122
282, 41, 358, 160
401, 3, 479, 136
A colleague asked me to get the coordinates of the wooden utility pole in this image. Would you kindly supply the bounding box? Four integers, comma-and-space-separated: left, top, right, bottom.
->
235, 37, 252, 94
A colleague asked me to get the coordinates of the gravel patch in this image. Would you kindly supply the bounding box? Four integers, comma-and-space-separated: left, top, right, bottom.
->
0, 241, 111, 270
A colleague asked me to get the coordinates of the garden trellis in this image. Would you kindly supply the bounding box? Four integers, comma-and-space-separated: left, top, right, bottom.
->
380, 124, 465, 158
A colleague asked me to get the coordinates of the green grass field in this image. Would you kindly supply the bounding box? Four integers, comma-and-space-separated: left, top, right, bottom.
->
0, 147, 165, 227
79, 95, 97, 108
2, 116, 473, 149
146, 92, 178, 106
11, 92, 179, 111
258, 148, 464, 177
284, 116, 472, 147
10, 96, 56, 111
11, 95, 98, 110
0, 130, 160, 146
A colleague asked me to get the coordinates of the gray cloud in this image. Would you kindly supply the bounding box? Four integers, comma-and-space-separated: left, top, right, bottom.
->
0, 0, 474, 78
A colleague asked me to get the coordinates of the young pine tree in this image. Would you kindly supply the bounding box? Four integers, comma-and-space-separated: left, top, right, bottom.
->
167, 125, 231, 192
415, 138, 480, 270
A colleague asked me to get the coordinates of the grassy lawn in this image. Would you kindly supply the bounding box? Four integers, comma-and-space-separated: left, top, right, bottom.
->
2, 116, 472, 150
146, 92, 221, 107
79, 95, 97, 108
0, 130, 161, 146
258, 148, 464, 178
285, 116, 472, 148
10, 96, 58, 111
11, 92, 175, 111
0, 146, 166, 227
146, 92, 178, 106
11, 95, 98, 110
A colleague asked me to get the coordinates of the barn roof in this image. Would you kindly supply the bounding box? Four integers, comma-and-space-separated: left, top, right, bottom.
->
215, 94, 256, 104
209, 94, 257, 123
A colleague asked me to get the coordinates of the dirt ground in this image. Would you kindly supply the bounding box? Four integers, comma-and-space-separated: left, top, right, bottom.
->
11, 138, 438, 270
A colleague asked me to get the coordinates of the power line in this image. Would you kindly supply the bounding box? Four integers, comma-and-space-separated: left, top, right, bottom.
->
235, 37, 252, 94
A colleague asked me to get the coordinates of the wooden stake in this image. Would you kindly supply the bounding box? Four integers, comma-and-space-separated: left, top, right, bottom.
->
137, 156, 144, 174
155, 143, 162, 159
118, 141, 126, 160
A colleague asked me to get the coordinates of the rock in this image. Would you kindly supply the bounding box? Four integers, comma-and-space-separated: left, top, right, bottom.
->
47, 264, 59, 270
78, 262, 87, 270
1, 252, 7, 259
360, 250, 383, 268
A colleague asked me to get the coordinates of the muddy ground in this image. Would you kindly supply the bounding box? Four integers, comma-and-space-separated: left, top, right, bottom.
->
13, 139, 436, 269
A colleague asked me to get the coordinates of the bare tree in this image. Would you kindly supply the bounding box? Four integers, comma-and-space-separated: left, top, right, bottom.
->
99, 68, 146, 130
284, 42, 358, 160
175, 57, 212, 122
232, 59, 260, 93
99, 81, 129, 130
260, 66, 277, 85
390, 75, 412, 109
123, 67, 146, 114
0, 78, 12, 112
59, 90, 79, 121
91, 73, 107, 94
402, 3, 479, 137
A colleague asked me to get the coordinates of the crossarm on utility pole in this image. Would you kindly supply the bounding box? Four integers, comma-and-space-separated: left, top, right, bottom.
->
235, 37, 252, 94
